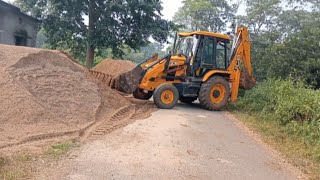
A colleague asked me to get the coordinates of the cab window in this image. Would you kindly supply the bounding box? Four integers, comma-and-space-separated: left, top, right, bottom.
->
202, 37, 214, 67
215, 41, 229, 69
216, 42, 225, 69
194, 36, 229, 70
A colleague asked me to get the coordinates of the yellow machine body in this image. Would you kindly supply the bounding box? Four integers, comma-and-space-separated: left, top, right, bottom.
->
116, 25, 256, 110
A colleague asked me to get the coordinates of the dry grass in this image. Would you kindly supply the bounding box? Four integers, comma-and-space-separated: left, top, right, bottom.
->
0, 154, 33, 180
0, 140, 79, 179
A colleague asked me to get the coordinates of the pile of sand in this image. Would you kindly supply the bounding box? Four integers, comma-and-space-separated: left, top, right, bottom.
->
92, 58, 136, 77
0, 45, 130, 148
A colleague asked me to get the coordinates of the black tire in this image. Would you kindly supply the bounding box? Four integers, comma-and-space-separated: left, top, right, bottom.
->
133, 88, 153, 100
199, 76, 230, 111
179, 96, 197, 104
153, 84, 179, 109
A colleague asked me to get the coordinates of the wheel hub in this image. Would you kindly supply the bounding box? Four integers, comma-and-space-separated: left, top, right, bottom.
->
161, 90, 174, 104
210, 84, 226, 104
213, 90, 221, 98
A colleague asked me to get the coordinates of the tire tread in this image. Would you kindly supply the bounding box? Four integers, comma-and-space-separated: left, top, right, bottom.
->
153, 84, 179, 109
199, 76, 230, 111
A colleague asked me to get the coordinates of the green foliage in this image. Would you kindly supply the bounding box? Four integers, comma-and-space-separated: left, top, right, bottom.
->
250, 22, 320, 88
173, 0, 235, 32
236, 79, 320, 143
15, 0, 174, 66
270, 23, 320, 88
122, 42, 167, 63
240, 0, 281, 34
94, 42, 167, 66
239, 0, 320, 88
35, 28, 48, 48
14, 0, 47, 18
46, 141, 78, 158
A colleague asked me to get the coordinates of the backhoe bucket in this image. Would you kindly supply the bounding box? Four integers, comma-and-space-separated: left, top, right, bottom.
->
114, 65, 144, 94
240, 69, 256, 90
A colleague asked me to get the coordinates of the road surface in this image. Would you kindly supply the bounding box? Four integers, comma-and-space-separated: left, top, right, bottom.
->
42, 103, 302, 180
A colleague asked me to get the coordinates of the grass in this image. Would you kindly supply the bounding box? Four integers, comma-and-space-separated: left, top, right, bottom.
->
0, 140, 79, 179
0, 154, 32, 180
45, 140, 79, 159
233, 111, 320, 179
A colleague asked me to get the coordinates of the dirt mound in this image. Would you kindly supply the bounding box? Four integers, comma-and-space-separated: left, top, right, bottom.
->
0, 45, 131, 149
92, 58, 136, 77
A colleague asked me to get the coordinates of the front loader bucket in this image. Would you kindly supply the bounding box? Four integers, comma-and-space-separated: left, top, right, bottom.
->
114, 65, 144, 94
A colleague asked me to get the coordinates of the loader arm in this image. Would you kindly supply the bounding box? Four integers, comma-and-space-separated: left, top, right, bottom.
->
114, 53, 185, 94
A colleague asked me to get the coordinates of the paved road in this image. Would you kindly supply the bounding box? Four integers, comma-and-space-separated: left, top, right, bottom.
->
50, 103, 300, 180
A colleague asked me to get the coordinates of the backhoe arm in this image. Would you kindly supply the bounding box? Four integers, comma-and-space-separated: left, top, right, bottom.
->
228, 26, 256, 103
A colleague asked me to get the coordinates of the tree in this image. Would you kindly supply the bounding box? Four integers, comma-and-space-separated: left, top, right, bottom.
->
94, 42, 167, 65
239, 0, 320, 88
268, 13, 320, 88
240, 0, 281, 35
35, 28, 47, 48
15, 0, 174, 67
173, 0, 235, 32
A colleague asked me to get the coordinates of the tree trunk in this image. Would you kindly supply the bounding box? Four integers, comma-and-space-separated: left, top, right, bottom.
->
85, 0, 96, 68
86, 45, 95, 67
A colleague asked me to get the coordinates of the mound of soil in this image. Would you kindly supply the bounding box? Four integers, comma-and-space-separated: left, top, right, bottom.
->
92, 59, 136, 77
0, 45, 130, 148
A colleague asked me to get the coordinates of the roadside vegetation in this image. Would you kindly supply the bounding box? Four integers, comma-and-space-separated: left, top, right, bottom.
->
231, 79, 320, 178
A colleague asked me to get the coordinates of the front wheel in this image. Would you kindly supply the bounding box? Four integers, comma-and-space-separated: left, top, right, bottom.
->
199, 76, 230, 111
153, 84, 179, 109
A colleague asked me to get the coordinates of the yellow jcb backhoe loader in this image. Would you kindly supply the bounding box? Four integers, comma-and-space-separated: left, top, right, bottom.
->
111, 25, 256, 110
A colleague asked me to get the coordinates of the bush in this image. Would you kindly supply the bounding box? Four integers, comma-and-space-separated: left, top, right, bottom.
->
236, 79, 320, 144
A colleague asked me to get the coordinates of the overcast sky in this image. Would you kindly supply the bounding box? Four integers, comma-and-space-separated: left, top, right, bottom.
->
161, 0, 183, 20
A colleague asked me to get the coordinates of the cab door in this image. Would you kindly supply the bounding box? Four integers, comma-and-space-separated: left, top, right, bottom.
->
201, 37, 229, 70
193, 36, 229, 77
201, 37, 215, 69
192, 36, 215, 77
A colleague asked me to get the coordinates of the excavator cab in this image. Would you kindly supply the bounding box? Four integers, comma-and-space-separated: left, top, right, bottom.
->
113, 25, 256, 110
161, 31, 234, 109
175, 32, 231, 78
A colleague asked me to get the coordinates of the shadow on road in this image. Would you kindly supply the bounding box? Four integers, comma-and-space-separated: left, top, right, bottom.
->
175, 101, 225, 112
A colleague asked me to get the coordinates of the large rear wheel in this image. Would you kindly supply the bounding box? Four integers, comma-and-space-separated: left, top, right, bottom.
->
133, 88, 153, 100
199, 76, 230, 111
153, 84, 179, 109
